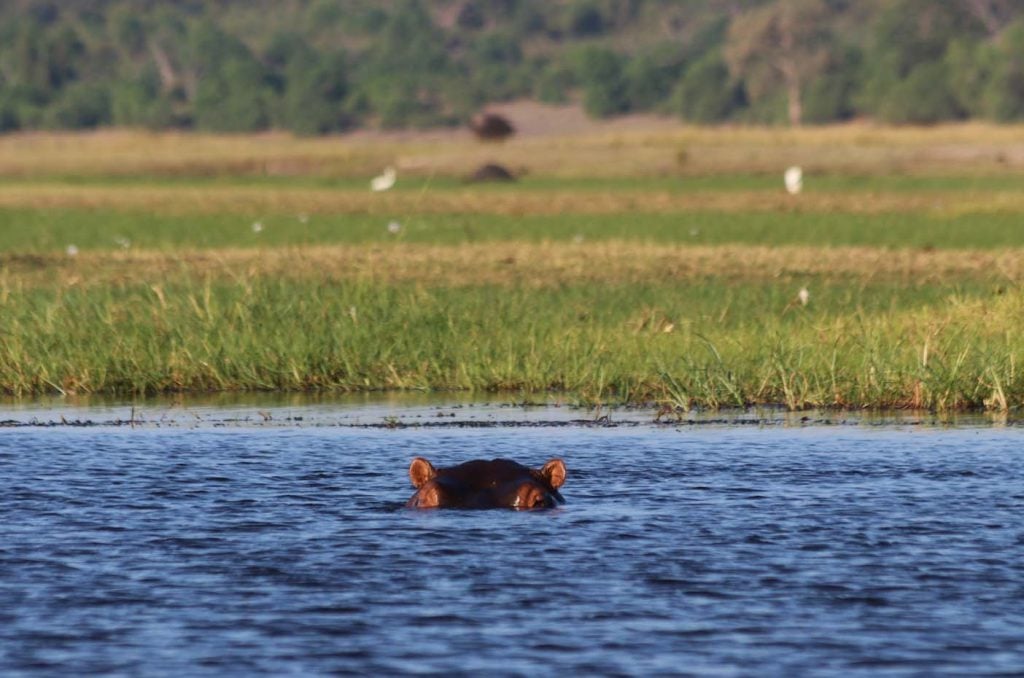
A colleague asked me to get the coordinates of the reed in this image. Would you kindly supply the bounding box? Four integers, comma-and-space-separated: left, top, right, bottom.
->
2, 267, 1021, 411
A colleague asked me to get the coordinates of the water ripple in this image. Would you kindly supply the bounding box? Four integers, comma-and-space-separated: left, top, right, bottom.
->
1, 426, 1023, 674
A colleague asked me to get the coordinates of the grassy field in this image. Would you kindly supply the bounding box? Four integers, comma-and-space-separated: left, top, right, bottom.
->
7, 207, 1024, 252
3, 123, 1024, 411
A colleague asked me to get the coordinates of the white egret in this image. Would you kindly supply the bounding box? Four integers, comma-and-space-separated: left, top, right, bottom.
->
784, 166, 803, 195
371, 166, 397, 192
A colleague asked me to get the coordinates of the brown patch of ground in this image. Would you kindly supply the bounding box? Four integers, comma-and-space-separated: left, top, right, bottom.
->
1, 182, 1022, 216
9, 242, 1023, 289
4, 117, 1024, 180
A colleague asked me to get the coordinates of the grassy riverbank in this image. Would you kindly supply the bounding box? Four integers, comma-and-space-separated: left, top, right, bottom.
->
3, 268, 1020, 410
4, 243, 1023, 410
3, 125, 1024, 410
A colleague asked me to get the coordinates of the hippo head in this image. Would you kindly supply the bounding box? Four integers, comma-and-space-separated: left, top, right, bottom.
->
406, 457, 566, 510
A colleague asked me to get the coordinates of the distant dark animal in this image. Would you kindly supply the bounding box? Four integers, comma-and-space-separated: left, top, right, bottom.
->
406, 457, 566, 510
467, 163, 516, 183
469, 113, 515, 141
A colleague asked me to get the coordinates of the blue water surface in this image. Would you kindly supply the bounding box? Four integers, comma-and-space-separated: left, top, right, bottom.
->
2, 423, 1023, 676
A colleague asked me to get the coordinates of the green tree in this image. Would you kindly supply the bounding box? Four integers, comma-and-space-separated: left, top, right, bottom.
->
570, 45, 628, 117
670, 52, 742, 123
283, 49, 351, 135
110, 67, 175, 129
877, 62, 961, 124
566, 1, 606, 37
468, 31, 527, 100
0, 83, 49, 129
108, 3, 146, 55
6, 0, 1024, 132
194, 57, 269, 132
10, 19, 80, 90
858, 1, 983, 123
981, 19, 1024, 121
188, 21, 270, 132
352, 0, 455, 127
457, 1, 486, 30
45, 81, 111, 128
624, 45, 686, 112
801, 45, 860, 123
725, 0, 831, 126
534, 59, 575, 104
946, 38, 996, 118
0, 95, 20, 131
45, 24, 85, 88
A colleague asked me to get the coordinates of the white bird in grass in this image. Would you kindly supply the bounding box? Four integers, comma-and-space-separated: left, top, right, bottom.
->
784, 166, 803, 195
371, 166, 397, 192
798, 287, 810, 306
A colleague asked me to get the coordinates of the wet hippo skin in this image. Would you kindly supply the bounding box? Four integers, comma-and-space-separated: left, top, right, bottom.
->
406, 457, 566, 509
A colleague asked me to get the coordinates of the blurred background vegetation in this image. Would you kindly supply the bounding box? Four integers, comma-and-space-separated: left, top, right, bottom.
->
0, 0, 1022, 134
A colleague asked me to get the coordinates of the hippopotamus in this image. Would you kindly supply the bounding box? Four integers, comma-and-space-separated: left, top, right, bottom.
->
406, 457, 566, 509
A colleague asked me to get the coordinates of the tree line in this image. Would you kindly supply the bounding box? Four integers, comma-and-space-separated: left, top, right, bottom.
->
0, 0, 1022, 134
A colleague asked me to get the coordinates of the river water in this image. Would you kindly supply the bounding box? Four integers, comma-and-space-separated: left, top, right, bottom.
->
2, 402, 1023, 675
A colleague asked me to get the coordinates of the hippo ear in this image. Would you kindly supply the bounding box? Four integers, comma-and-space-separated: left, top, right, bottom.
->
540, 459, 566, 489
409, 457, 437, 488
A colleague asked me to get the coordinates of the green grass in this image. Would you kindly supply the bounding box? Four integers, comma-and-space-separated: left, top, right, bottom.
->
3, 154, 1024, 411
5, 207, 1024, 251
2, 275, 1020, 412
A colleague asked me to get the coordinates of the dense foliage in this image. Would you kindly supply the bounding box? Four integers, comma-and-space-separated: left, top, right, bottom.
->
1, 0, 1022, 132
